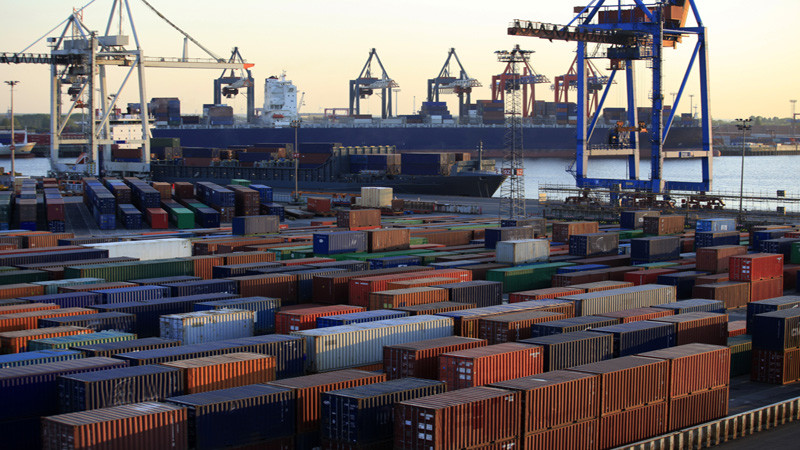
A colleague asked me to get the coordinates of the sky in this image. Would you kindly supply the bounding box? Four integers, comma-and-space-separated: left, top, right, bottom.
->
1, 0, 798, 120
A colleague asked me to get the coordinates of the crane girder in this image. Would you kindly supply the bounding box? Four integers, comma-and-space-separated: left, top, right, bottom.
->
508, 20, 635, 45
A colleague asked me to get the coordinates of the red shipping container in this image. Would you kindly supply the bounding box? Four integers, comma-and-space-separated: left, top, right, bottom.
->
306, 197, 332, 213
696, 245, 747, 274
624, 268, 679, 286
0, 325, 92, 354
146, 207, 169, 229
269, 369, 386, 433
275, 304, 364, 334
161, 352, 276, 394
637, 344, 730, 398
384, 336, 487, 380
386, 277, 459, 290
394, 387, 522, 450
523, 420, 599, 450
368, 287, 448, 310
0, 302, 60, 315
478, 310, 566, 344
438, 342, 544, 390
728, 320, 747, 337
751, 348, 800, 384
567, 356, 669, 415
729, 253, 784, 282
491, 370, 600, 433
41, 402, 188, 450
509, 287, 584, 302
667, 386, 729, 431
598, 402, 667, 449
597, 307, 673, 324
0, 307, 98, 332
0, 283, 46, 299
652, 312, 729, 346
349, 268, 471, 308
229, 274, 297, 304
45, 200, 66, 221
750, 277, 784, 302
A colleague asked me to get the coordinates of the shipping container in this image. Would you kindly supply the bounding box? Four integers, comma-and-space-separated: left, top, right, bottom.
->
160, 309, 254, 344
624, 268, 679, 286
276, 304, 364, 334
750, 277, 784, 302
435, 280, 503, 307
569, 233, 619, 257
0, 326, 92, 354
520, 331, 614, 371
552, 222, 600, 243
696, 245, 748, 274
667, 385, 729, 431
728, 335, 752, 377
598, 402, 667, 449
369, 287, 449, 310
593, 320, 676, 357
479, 310, 566, 344
437, 300, 575, 338
350, 268, 470, 308
28, 330, 136, 351
692, 281, 751, 308
746, 296, 800, 331
367, 228, 410, 253
160, 279, 237, 297
596, 307, 673, 323
729, 253, 784, 282
751, 347, 800, 384
337, 209, 381, 230
487, 262, 575, 293
0, 348, 83, 368
317, 309, 408, 328
558, 284, 677, 317
33, 278, 106, 296
38, 312, 136, 333
161, 352, 276, 393
656, 271, 709, 299
530, 316, 620, 337
509, 287, 584, 302
0, 307, 98, 333
393, 301, 475, 316
637, 343, 730, 398
194, 296, 280, 334
643, 215, 685, 235
72, 337, 181, 358
384, 336, 486, 380
496, 239, 549, 265
228, 273, 298, 305
631, 236, 681, 263
565, 280, 636, 292
620, 210, 659, 230
438, 342, 544, 390
484, 226, 537, 249
751, 308, 800, 351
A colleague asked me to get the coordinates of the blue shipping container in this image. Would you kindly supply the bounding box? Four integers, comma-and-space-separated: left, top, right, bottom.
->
94, 285, 169, 304
313, 231, 367, 255
194, 296, 281, 334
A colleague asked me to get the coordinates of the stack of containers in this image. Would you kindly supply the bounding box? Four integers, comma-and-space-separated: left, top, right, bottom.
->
161, 199, 194, 229
520, 331, 614, 370
569, 233, 619, 257
750, 308, 800, 384
161, 352, 276, 394
15, 180, 37, 231
104, 179, 132, 204
484, 226, 536, 249
276, 305, 364, 334
478, 310, 566, 344
383, 336, 486, 379
552, 221, 599, 244
729, 253, 784, 302
227, 185, 261, 216
438, 342, 544, 390
260, 202, 285, 222
43, 188, 65, 232
248, 184, 273, 203
83, 179, 116, 230
150, 181, 171, 200
620, 210, 659, 229
696, 245, 748, 273
117, 204, 143, 229
196, 182, 235, 222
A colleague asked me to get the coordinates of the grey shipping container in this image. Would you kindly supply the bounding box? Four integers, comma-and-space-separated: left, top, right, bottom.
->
519, 331, 614, 371
436, 280, 503, 307
530, 315, 620, 337
558, 285, 677, 316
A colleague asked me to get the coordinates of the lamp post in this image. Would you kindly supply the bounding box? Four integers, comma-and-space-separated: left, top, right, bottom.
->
5, 81, 20, 180
290, 119, 301, 203
736, 118, 752, 216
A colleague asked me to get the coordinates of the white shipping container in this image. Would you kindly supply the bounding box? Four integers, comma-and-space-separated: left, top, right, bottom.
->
85, 238, 191, 261
496, 239, 550, 265
160, 309, 254, 344
292, 315, 454, 372
360, 187, 393, 208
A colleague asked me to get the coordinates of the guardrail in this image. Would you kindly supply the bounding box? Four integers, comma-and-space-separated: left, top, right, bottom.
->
617, 396, 800, 449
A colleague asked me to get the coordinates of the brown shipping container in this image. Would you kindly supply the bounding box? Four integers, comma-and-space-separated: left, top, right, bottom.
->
393, 301, 475, 316
479, 311, 566, 344
0, 308, 98, 332
784, 264, 800, 290
229, 274, 297, 304
0, 283, 45, 299
313, 266, 434, 304
275, 305, 364, 334
0, 302, 60, 315
384, 336, 487, 380
394, 387, 522, 450
185, 255, 224, 279
696, 245, 748, 273
694, 273, 730, 285
410, 230, 474, 246
368, 287, 448, 310
643, 215, 685, 235
173, 182, 194, 199
491, 370, 600, 433
0, 325, 92, 354
337, 209, 381, 229
652, 312, 729, 346
566, 280, 636, 292
624, 268, 679, 286
350, 269, 471, 308
637, 344, 731, 398
151, 182, 172, 200
367, 228, 410, 252
161, 352, 276, 394
25, 233, 75, 249
597, 307, 673, 324
269, 369, 386, 433
667, 386, 729, 431
386, 277, 459, 290
692, 281, 750, 309
552, 222, 600, 243
523, 420, 599, 450
569, 254, 631, 268
751, 348, 800, 384
750, 277, 784, 302
598, 402, 667, 449
567, 356, 669, 415
221, 251, 278, 265
41, 402, 188, 450
438, 342, 544, 390
465, 263, 510, 281
509, 287, 584, 302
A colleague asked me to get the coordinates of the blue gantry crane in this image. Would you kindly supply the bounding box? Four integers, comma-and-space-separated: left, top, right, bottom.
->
509, 0, 713, 193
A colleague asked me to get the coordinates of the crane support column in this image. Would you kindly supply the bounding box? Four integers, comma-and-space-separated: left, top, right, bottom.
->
698, 30, 713, 188
576, 41, 588, 182
626, 62, 639, 180
650, 7, 664, 193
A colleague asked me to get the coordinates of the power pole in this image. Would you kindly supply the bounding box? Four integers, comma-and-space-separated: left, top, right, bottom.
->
5, 81, 19, 180
496, 46, 529, 219
735, 118, 752, 217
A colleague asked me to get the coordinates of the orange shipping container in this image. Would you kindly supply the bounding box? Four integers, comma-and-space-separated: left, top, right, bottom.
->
0, 283, 45, 299
386, 276, 459, 290
275, 304, 364, 334
438, 342, 544, 390
337, 209, 381, 229
25, 233, 75, 249
0, 325, 92, 354
367, 228, 410, 253
368, 287, 448, 310
598, 402, 667, 449
185, 255, 224, 279
349, 268, 472, 308
0, 302, 60, 315
552, 221, 599, 243
0, 308, 98, 332
268, 369, 386, 433
643, 215, 685, 235
479, 311, 566, 344
667, 386, 729, 431
651, 312, 729, 346
523, 420, 599, 450
384, 336, 487, 380
221, 251, 277, 265
161, 352, 276, 394
637, 344, 730, 398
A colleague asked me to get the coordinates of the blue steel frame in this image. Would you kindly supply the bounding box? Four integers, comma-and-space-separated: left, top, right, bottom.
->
572, 0, 712, 193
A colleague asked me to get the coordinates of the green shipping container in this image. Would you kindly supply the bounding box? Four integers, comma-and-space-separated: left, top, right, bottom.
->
791, 241, 800, 264
0, 269, 50, 285
28, 331, 136, 351
291, 248, 316, 259
632, 261, 680, 268
409, 237, 428, 245
64, 259, 193, 282
728, 335, 752, 377
33, 278, 106, 295
487, 262, 575, 293
326, 249, 433, 262
230, 179, 251, 186
618, 229, 645, 240
163, 205, 194, 229
268, 246, 312, 260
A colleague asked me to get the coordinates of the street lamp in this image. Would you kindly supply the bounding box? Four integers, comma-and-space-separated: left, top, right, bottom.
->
735, 118, 752, 216
290, 119, 301, 203
5, 81, 20, 180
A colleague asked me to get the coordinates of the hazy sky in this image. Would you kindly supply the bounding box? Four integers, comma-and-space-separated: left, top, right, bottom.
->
1, 0, 797, 120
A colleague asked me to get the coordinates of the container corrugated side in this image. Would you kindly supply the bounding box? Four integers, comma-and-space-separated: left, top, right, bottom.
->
520, 331, 614, 371
598, 401, 667, 449
637, 343, 730, 398
161, 352, 276, 393
71, 337, 181, 358
160, 309, 255, 345
438, 342, 544, 390
0, 326, 92, 354
0, 349, 83, 368
383, 336, 487, 380
194, 296, 281, 334
592, 320, 676, 357
28, 330, 136, 351
558, 284, 677, 316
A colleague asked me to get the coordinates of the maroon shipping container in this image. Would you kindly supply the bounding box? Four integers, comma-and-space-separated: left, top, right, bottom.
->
598, 402, 667, 449
384, 336, 487, 380
464, 263, 510, 281
173, 182, 194, 199
694, 273, 731, 285
667, 386, 729, 431
751, 348, 800, 384
269, 369, 387, 433
552, 269, 640, 288
306, 197, 331, 213
491, 370, 600, 433
784, 264, 800, 290
41, 402, 188, 450
569, 254, 631, 268
337, 209, 381, 230
509, 287, 584, 302
597, 307, 673, 324
478, 311, 566, 344
637, 344, 731, 398
146, 208, 168, 229
692, 281, 751, 309
651, 312, 728, 346
552, 222, 599, 243
750, 277, 784, 302
523, 420, 599, 450
229, 274, 298, 304
729, 253, 784, 282
438, 342, 544, 390
624, 268, 679, 286
275, 304, 364, 334
643, 215, 685, 235
368, 287, 449, 310
567, 356, 669, 415
696, 245, 748, 274
394, 387, 522, 450
367, 228, 410, 253
312, 267, 434, 304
